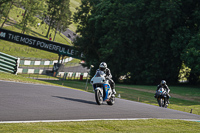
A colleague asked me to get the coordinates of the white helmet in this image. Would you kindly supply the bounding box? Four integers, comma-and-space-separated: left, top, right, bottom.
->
99, 62, 107, 71
161, 80, 166, 85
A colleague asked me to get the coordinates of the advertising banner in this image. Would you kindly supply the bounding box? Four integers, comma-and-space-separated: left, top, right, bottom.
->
0, 28, 84, 59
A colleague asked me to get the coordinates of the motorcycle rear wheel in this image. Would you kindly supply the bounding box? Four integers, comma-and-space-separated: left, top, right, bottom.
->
95, 90, 103, 105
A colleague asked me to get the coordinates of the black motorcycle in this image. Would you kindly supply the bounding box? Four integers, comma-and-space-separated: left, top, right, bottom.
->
154, 87, 168, 108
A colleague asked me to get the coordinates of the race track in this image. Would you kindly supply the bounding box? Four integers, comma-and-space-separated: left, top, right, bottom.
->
0, 80, 200, 122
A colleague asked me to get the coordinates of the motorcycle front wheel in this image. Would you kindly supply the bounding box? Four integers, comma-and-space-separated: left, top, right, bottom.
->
107, 95, 115, 105
164, 98, 168, 108
95, 90, 103, 105
158, 98, 164, 107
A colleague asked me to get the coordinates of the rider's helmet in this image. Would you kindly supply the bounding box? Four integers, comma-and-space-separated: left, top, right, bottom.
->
99, 62, 107, 71
161, 80, 166, 86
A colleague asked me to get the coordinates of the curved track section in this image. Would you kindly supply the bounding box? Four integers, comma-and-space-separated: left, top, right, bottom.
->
0, 81, 200, 122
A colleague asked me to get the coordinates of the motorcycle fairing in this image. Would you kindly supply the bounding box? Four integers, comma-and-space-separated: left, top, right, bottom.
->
103, 84, 111, 101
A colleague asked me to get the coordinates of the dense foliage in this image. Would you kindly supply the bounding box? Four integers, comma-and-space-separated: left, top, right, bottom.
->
74, 0, 200, 84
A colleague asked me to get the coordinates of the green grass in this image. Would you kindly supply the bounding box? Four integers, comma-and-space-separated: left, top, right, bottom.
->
0, 72, 56, 85
18, 73, 59, 80
0, 72, 200, 132
0, 119, 199, 133
116, 84, 200, 97
0, 40, 58, 60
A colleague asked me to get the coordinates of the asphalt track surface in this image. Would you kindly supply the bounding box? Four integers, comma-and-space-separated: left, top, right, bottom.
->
0, 80, 200, 122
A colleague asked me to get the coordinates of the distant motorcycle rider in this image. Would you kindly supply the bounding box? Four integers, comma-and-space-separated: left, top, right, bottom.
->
97, 62, 116, 95
156, 80, 170, 104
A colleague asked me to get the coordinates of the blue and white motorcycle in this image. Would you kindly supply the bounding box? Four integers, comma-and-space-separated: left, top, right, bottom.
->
90, 70, 115, 105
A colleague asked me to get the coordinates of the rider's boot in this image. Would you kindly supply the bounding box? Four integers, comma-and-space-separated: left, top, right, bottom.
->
167, 100, 170, 104
112, 88, 116, 95
110, 82, 116, 95
166, 98, 170, 104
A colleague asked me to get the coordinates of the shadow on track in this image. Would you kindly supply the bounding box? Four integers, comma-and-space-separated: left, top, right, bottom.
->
52, 96, 96, 105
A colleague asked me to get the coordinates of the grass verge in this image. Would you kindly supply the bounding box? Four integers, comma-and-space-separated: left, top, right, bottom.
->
0, 119, 199, 133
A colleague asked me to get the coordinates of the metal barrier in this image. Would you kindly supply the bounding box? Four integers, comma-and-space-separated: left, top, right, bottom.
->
0, 52, 20, 74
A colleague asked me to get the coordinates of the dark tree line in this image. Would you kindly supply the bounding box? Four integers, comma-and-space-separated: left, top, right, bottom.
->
73, 0, 200, 84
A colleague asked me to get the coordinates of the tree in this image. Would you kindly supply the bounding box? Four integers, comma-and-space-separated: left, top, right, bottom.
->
0, 0, 12, 7
74, 0, 200, 84
170, 0, 200, 84
1, 0, 14, 28
53, 0, 71, 41
182, 37, 200, 84
45, 0, 59, 37
20, 0, 46, 34
73, 0, 104, 71
45, 0, 71, 39
0, 0, 13, 22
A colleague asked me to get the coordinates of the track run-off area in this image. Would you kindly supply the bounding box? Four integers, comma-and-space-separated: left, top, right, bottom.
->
0, 80, 200, 123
